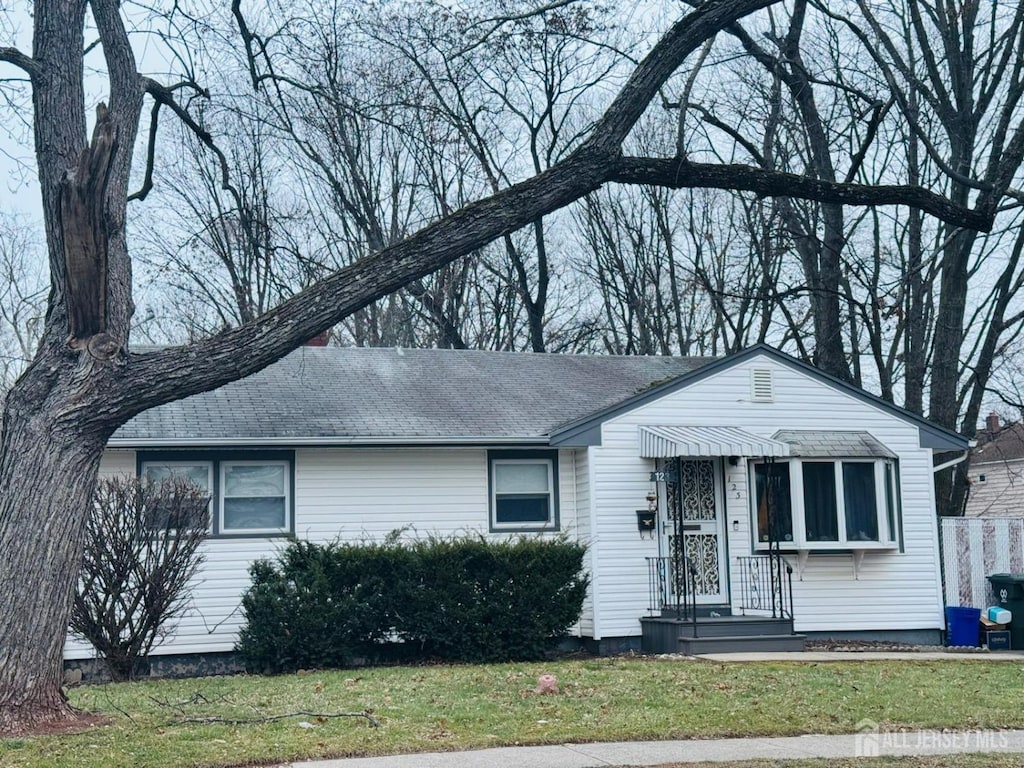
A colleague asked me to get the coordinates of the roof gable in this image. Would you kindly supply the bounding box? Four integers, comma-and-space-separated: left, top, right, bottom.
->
549, 345, 968, 452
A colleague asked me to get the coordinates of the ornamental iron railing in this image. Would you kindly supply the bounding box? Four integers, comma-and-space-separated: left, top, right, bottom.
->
734, 554, 794, 621
646, 554, 700, 636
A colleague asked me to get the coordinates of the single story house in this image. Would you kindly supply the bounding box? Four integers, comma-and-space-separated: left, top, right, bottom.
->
66, 343, 968, 664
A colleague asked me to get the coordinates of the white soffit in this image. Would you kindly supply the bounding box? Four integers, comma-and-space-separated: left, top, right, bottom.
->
638, 425, 791, 458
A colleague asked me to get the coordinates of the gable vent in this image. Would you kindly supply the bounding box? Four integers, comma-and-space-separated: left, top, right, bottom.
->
751, 368, 774, 402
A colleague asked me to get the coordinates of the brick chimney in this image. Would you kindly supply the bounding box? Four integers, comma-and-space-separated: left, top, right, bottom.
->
304, 330, 330, 347
986, 411, 1001, 434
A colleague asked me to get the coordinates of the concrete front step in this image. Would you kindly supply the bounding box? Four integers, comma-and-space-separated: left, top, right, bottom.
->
677, 633, 807, 654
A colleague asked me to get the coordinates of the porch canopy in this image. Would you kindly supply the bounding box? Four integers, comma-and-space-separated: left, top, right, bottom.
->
771, 430, 897, 458
638, 425, 791, 458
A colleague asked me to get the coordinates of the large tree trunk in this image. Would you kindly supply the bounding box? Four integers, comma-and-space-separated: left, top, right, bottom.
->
0, 367, 110, 729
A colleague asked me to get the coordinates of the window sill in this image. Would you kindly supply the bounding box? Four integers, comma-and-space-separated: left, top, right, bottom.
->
490, 524, 559, 534
755, 542, 899, 553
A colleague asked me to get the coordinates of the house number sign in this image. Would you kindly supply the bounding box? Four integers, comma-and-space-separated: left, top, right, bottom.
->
649, 470, 678, 483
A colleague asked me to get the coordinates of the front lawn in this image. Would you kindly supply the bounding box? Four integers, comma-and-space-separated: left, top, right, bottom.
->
3, 657, 1023, 768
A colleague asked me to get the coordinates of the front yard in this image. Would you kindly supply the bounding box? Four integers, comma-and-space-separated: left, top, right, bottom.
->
3, 657, 1023, 768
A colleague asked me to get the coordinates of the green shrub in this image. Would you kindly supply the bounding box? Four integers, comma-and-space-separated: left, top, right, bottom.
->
235, 540, 411, 673
236, 535, 588, 673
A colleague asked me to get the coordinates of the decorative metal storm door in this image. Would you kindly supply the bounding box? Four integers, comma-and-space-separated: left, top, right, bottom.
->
661, 457, 727, 604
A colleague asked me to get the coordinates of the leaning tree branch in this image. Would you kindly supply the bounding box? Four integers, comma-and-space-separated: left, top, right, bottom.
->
231, 0, 266, 90
589, 0, 776, 152
94, 0, 781, 421
455, 0, 584, 58
607, 157, 995, 232
90, 0, 991, 433
127, 79, 211, 202
0, 47, 41, 79
844, 98, 892, 184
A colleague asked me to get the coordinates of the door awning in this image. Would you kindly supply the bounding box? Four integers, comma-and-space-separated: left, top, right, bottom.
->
638, 425, 791, 458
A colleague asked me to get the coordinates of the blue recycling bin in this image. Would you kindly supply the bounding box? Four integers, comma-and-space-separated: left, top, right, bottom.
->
945, 606, 981, 647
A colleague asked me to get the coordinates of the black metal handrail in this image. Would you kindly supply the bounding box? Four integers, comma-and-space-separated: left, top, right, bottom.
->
646, 555, 700, 636
735, 554, 794, 622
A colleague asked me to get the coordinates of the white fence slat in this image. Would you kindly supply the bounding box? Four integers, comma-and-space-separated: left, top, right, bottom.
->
941, 517, 1024, 608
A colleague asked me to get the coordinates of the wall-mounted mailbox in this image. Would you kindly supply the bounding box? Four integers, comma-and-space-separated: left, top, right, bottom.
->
636, 509, 657, 538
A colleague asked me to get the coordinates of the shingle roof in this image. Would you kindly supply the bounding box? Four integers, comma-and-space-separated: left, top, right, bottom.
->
771, 430, 898, 459
972, 422, 1024, 463
112, 347, 714, 445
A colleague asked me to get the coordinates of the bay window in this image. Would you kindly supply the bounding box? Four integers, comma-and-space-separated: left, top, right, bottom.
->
752, 458, 899, 550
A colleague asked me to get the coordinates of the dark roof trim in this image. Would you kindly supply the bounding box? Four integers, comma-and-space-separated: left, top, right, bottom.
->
548, 344, 969, 452
107, 436, 551, 449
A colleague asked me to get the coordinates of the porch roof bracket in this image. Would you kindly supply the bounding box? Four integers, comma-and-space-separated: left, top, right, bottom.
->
638, 425, 792, 458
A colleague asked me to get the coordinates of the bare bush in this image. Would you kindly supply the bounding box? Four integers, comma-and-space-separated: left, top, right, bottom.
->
70, 477, 210, 681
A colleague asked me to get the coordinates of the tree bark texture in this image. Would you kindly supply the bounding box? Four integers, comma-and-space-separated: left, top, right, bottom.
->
0, 0, 998, 730
0, 382, 110, 729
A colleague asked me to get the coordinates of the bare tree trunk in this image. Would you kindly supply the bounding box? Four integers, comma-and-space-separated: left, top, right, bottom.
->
0, 377, 111, 728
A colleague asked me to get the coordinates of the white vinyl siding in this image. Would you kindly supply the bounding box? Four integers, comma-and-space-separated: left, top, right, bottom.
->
965, 458, 1024, 517
587, 353, 943, 638
66, 446, 582, 660
574, 448, 595, 637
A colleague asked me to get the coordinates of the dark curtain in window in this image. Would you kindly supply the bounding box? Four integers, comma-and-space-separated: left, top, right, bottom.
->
754, 463, 793, 543
843, 463, 878, 541
495, 496, 550, 523
802, 462, 838, 541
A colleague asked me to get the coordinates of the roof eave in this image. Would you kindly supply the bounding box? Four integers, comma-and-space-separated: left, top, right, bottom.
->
107, 435, 551, 449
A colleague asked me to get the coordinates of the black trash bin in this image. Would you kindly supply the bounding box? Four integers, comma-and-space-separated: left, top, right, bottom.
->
987, 573, 1024, 650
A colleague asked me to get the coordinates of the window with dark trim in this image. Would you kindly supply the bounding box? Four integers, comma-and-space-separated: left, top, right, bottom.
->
138, 451, 294, 537
487, 450, 559, 531
139, 460, 214, 530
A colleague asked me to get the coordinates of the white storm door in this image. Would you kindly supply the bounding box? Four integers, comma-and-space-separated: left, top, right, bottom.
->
668, 459, 728, 605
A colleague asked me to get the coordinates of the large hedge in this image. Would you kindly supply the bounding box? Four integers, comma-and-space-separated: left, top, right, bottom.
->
236, 536, 588, 673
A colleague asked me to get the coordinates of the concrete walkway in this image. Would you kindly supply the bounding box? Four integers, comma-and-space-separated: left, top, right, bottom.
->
295, 729, 1024, 767
695, 650, 1024, 662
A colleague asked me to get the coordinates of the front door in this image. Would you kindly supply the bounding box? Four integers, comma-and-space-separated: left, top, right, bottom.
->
659, 458, 728, 604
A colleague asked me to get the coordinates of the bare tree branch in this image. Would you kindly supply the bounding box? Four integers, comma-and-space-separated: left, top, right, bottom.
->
179, 710, 380, 728
140, 77, 247, 217
128, 101, 161, 202
95, 0, 995, 427
0, 47, 41, 79
608, 157, 994, 232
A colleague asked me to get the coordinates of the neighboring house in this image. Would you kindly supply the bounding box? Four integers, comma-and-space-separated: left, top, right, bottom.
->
965, 414, 1024, 518
65, 344, 968, 663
